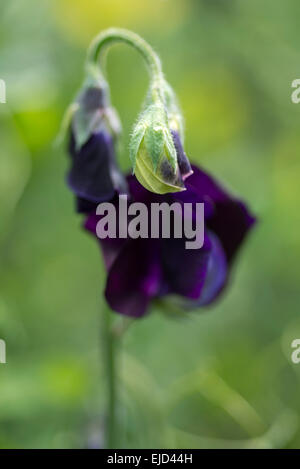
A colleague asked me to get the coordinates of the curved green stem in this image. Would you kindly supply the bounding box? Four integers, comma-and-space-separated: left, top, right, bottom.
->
87, 28, 164, 103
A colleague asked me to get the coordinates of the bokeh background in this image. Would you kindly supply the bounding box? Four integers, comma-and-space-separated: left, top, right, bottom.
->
0, 0, 300, 449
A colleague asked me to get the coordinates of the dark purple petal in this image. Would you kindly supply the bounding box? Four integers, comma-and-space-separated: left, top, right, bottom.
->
186, 165, 256, 263
186, 165, 229, 202
84, 212, 127, 270
67, 131, 127, 205
82, 164, 256, 317
208, 198, 256, 264
84, 212, 100, 236
105, 239, 162, 317
127, 174, 163, 204
76, 197, 98, 214
172, 184, 215, 220
127, 173, 214, 222
161, 234, 212, 300
171, 130, 193, 181
79, 87, 106, 111
194, 232, 228, 306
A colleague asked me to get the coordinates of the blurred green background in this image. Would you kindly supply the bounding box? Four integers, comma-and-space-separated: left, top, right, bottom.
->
1, 0, 300, 449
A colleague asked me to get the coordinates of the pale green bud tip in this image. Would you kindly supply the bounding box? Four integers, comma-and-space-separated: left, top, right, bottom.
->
133, 142, 186, 195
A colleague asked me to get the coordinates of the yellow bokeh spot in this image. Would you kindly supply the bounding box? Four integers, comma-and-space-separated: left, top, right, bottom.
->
181, 68, 249, 156
13, 108, 59, 153
42, 359, 90, 404
52, 0, 189, 45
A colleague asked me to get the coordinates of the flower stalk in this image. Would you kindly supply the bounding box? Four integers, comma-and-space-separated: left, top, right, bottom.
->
87, 27, 164, 103
103, 304, 117, 448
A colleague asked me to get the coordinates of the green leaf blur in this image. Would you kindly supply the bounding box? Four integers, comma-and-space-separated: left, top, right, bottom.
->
0, 0, 300, 449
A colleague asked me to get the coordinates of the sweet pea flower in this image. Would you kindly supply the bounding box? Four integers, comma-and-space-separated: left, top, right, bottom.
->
84, 165, 256, 318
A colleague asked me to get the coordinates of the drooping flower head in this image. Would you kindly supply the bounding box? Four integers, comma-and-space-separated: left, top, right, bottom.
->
63, 28, 256, 319
66, 67, 128, 210
64, 28, 193, 201
84, 165, 256, 318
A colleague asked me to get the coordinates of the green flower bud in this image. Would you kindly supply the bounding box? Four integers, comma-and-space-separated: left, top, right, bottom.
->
130, 104, 185, 194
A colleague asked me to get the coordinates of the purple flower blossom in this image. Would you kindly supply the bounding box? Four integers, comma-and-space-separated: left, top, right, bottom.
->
67, 86, 128, 211
68, 131, 127, 211
84, 164, 256, 318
